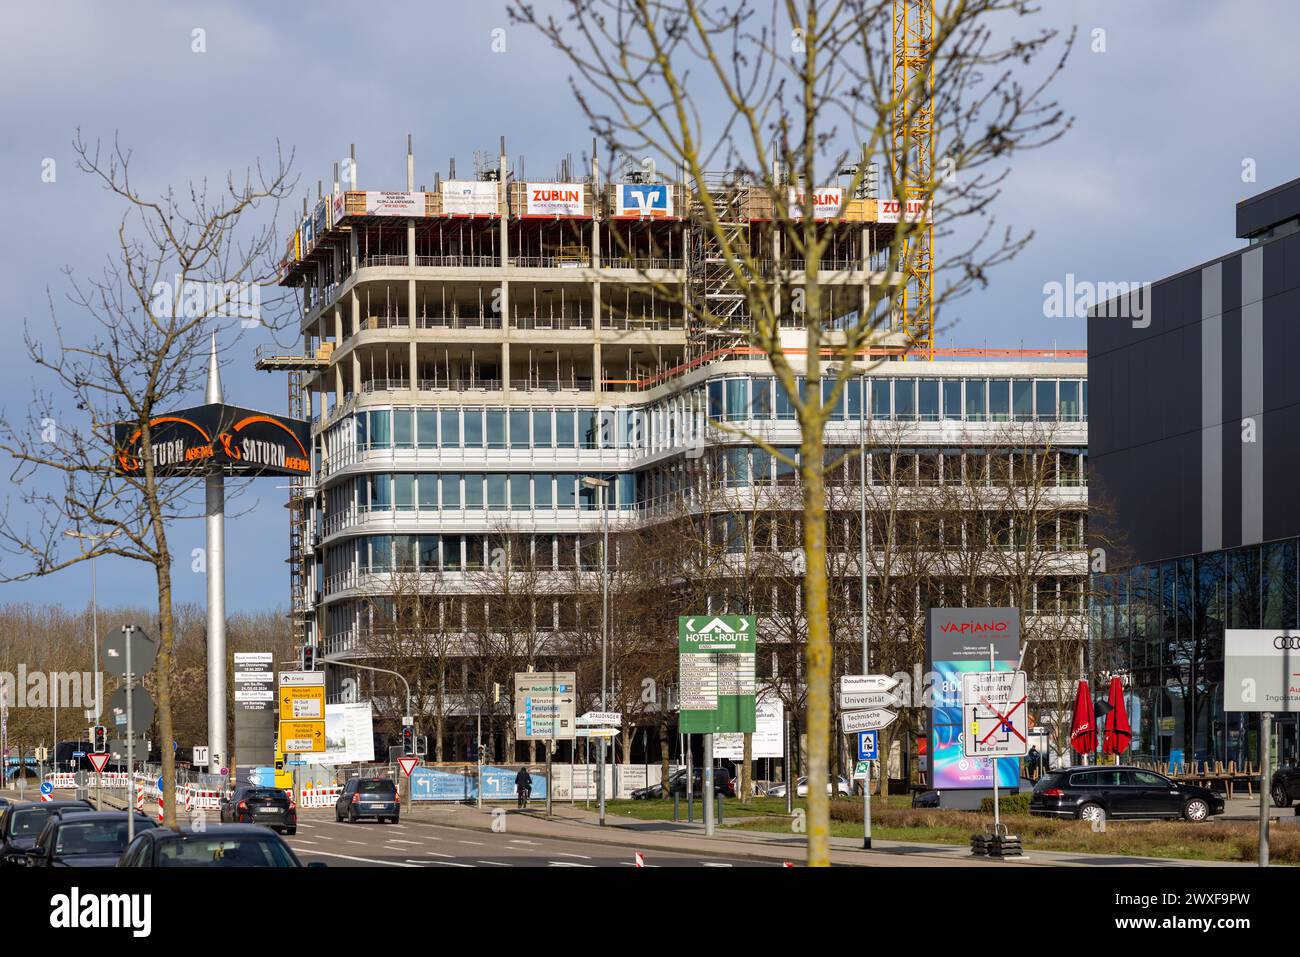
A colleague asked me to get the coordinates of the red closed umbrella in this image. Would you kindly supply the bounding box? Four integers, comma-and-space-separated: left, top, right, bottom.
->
1069, 679, 1096, 759
1103, 675, 1132, 755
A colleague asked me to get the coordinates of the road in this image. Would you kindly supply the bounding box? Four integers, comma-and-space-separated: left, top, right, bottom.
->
282, 809, 773, 868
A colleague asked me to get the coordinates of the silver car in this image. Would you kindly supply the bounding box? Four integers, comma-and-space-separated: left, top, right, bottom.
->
765, 775, 853, 798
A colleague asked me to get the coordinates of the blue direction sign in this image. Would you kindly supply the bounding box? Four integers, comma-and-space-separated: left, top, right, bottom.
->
40, 781, 52, 795
857, 731, 879, 761
156, 776, 164, 792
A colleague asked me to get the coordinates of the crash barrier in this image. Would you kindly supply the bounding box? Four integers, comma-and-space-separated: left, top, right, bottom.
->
44, 771, 133, 790
181, 786, 222, 811
300, 786, 342, 808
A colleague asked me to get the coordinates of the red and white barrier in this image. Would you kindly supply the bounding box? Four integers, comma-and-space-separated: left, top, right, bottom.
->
156, 796, 164, 824
300, 786, 342, 808
135, 784, 145, 811
180, 786, 221, 811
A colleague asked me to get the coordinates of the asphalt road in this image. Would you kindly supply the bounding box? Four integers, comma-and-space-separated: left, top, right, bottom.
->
283, 809, 774, 868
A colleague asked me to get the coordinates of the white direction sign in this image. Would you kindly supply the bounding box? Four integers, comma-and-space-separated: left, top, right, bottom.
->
961, 671, 1029, 757
841, 709, 897, 733
515, 672, 577, 741
577, 712, 622, 726
839, 690, 902, 710
840, 674, 900, 695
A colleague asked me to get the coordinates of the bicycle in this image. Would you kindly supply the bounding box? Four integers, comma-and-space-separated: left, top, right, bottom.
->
517, 785, 532, 809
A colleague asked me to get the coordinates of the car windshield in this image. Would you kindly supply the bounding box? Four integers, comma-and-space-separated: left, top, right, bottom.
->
9, 808, 53, 838
244, 789, 286, 801
53, 819, 145, 857
157, 836, 298, 867
358, 781, 395, 795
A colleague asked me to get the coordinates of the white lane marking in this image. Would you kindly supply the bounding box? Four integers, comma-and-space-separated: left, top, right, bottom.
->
701, 862, 734, 867
508, 839, 540, 845
423, 851, 456, 858
477, 860, 512, 866
554, 852, 590, 859
410, 860, 473, 867
292, 839, 318, 845
548, 861, 595, 867
295, 849, 419, 867
348, 841, 368, 845
458, 840, 484, 846
386, 839, 423, 845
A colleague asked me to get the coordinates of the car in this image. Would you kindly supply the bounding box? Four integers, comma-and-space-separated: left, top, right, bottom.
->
24, 811, 157, 868
220, 786, 298, 834
118, 824, 321, 867
0, 800, 94, 867
1029, 766, 1225, 823
765, 775, 853, 798
1271, 764, 1300, 808
911, 789, 942, 809
630, 767, 734, 799
335, 777, 400, 823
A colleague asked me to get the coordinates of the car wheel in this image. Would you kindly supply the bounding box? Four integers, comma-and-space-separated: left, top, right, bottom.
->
1078, 802, 1106, 825
285, 827, 297, 836
1272, 783, 1292, 808
392, 815, 400, 825
335, 808, 343, 822
1183, 798, 1210, 822
348, 808, 358, 823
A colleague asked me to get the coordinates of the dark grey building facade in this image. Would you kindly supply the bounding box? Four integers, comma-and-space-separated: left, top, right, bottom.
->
1088, 177, 1300, 771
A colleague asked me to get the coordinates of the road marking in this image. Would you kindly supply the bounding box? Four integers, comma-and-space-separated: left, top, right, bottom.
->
406, 858, 472, 867
458, 840, 484, 846
476, 860, 512, 866
348, 841, 368, 845
548, 861, 595, 867
387, 839, 423, 844
508, 839, 539, 845
296, 849, 419, 867
292, 839, 318, 845
701, 862, 734, 867
423, 851, 456, 858
554, 852, 591, 859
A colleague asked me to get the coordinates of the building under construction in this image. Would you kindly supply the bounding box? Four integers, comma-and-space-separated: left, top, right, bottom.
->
262, 140, 1088, 770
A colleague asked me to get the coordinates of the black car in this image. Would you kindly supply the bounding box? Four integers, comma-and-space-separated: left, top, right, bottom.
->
335, 777, 400, 823
1029, 766, 1224, 823
0, 800, 94, 867
118, 824, 318, 867
1271, 764, 1300, 808
25, 811, 157, 868
220, 786, 298, 835
631, 767, 733, 799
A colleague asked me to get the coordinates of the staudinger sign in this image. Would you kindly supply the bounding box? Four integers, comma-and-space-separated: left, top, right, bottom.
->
113, 403, 310, 478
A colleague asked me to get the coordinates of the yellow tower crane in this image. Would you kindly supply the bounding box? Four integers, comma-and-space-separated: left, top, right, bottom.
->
892, 0, 934, 356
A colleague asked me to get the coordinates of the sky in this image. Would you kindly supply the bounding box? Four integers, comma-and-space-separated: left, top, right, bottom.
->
0, 0, 1297, 614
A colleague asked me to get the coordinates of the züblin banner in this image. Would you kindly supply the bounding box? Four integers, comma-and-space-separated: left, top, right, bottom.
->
925, 607, 1021, 791
113, 403, 310, 478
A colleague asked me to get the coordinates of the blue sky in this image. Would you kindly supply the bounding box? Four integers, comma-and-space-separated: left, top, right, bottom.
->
1, 0, 1297, 612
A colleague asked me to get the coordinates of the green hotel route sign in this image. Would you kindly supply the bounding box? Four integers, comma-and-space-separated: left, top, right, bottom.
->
678, 616, 757, 734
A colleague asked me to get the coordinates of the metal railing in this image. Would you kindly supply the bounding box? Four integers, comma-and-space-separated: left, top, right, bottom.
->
417, 377, 503, 391
415, 254, 499, 269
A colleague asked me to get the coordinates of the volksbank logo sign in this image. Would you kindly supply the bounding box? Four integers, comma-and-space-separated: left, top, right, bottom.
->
615, 183, 673, 217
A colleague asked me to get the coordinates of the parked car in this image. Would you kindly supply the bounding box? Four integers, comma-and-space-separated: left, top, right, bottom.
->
1271, 764, 1300, 808
335, 777, 400, 823
911, 789, 942, 808
118, 824, 319, 867
631, 767, 734, 799
766, 775, 853, 798
0, 800, 94, 867
220, 786, 297, 835
25, 811, 157, 867
1029, 766, 1224, 823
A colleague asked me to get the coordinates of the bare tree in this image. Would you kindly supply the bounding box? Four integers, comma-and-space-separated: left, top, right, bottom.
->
0, 133, 295, 825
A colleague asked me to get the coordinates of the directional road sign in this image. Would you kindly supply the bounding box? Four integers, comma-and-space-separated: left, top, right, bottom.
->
577, 711, 622, 726
574, 727, 618, 738
515, 672, 577, 741
961, 670, 1029, 758
280, 720, 325, 753
840, 674, 900, 695
40, 782, 52, 795
678, 615, 757, 734
841, 709, 897, 733
839, 690, 902, 710
857, 730, 879, 761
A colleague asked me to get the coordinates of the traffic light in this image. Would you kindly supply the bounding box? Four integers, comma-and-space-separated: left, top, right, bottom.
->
301, 644, 315, 671
401, 726, 414, 755
92, 725, 107, 752
415, 736, 428, 757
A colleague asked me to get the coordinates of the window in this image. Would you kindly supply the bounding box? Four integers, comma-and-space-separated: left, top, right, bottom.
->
726, 448, 749, 487
708, 380, 724, 420
894, 378, 916, 420
417, 409, 438, 448
942, 380, 961, 420
464, 409, 484, 448
509, 474, 530, 510
846, 378, 863, 420
618, 473, 635, 508
1035, 380, 1057, 421
356, 412, 368, 449
369, 410, 391, 448
533, 409, 552, 448
821, 378, 841, 419
1013, 380, 1033, 421
440, 409, 460, 447
556, 410, 576, 447
486, 474, 507, 510
1131, 770, 1167, 787
370, 535, 392, 572
394, 473, 415, 510
419, 535, 439, 569
580, 410, 599, 449
441, 474, 461, 508
464, 474, 484, 509
556, 473, 577, 509
989, 379, 1010, 421
965, 379, 986, 421
393, 408, 413, 448
753, 447, 773, 485
725, 379, 749, 422
600, 410, 617, 449
1059, 380, 1080, 421
918, 379, 939, 421
443, 536, 462, 570
486, 410, 506, 448
368, 474, 391, 511
752, 378, 773, 418
775, 378, 795, 419
871, 379, 891, 419
534, 474, 553, 508
418, 474, 437, 509
509, 410, 530, 449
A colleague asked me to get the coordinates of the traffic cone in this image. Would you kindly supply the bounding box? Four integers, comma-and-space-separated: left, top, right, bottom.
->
634, 851, 645, 868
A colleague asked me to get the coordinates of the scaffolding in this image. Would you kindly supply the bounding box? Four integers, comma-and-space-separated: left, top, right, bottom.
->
687, 173, 753, 360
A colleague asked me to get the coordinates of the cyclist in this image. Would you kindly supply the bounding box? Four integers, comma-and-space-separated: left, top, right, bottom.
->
515, 766, 533, 809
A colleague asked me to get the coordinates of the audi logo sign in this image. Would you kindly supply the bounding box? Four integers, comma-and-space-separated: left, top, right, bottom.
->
1224, 630, 1300, 713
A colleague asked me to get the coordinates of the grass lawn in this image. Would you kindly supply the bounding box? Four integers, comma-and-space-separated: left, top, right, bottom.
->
600, 796, 803, 821
723, 801, 1300, 864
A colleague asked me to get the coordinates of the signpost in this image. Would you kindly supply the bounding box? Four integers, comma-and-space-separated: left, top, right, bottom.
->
577, 711, 622, 726
857, 731, 879, 761
277, 672, 325, 754
104, 626, 156, 841
514, 672, 577, 741
87, 752, 110, 810
959, 646, 1029, 854
840, 709, 898, 733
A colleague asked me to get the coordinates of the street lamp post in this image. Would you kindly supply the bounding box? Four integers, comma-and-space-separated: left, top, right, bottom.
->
859, 381, 872, 849
582, 475, 610, 826
65, 528, 117, 742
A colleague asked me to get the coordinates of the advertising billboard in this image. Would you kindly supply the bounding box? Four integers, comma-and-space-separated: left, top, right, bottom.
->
714, 688, 783, 759
614, 183, 673, 218
925, 607, 1021, 789
526, 183, 584, 216
363, 191, 425, 216
1225, 630, 1300, 712
877, 197, 932, 223
788, 186, 844, 220
113, 403, 310, 478
442, 180, 499, 216
313, 702, 376, 765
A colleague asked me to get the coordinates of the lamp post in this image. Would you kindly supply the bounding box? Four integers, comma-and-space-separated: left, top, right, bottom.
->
65, 528, 117, 756
858, 381, 872, 849
582, 475, 610, 825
